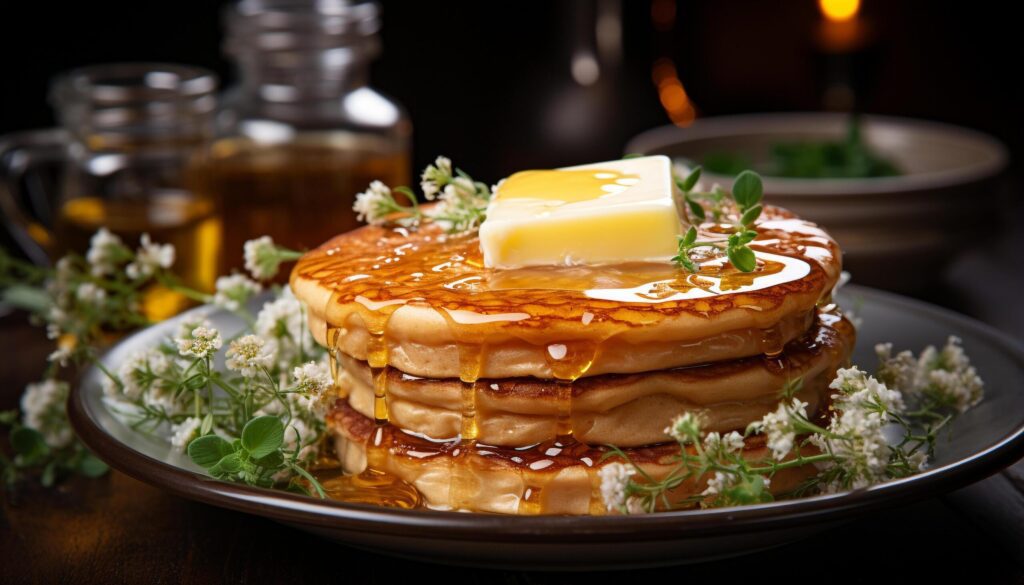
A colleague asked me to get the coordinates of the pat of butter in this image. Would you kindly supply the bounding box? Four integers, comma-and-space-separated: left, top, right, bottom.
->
479, 155, 683, 268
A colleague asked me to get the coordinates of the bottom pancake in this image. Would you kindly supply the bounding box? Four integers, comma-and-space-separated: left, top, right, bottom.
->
326, 401, 821, 515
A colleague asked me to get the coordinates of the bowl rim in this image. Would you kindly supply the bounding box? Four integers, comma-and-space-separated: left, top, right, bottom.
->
68, 285, 1024, 543
625, 112, 1009, 197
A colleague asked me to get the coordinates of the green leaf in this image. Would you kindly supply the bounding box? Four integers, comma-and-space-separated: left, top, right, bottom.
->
11, 427, 49, 462
200, 413, 214, 436
621, 153, 644, 159
254, 450, 284, 470
209, 452, 243, 476
681, 226, 697, 247
77, 453, 109, 478
732, 170, 763, 209
740, 204, 762, 227
187, 435, 235, 468
680, 166, 702, 192
241, 416, 285, 460
686, 198, 706, 222
728, 246, 757, 272
40, 461, 57, 487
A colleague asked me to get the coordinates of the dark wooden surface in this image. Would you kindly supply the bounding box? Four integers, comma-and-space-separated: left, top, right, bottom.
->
3, 238, 1024, 583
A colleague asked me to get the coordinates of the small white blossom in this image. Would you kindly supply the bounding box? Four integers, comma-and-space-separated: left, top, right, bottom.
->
225, 335, 275, 378
213, 273, 262, 311
876, 336, 983, 413
76, 282, 106, 306
170, 417, 202, 452
116, 348, 171, 400
751, 398, 807, 461
175, 314, 213, 341
255, 287, 313, 367
176, 326, 223, 359
126, 233, 175, 280
20, 379, 72, 448
47, 347, 73, 367
664, 411, 703, 443
419, 156, 452, 200
831, 366, 906, 414
86, 228, 125, 277
292, 361, 334, 413
703, 431, 745, 455
701, 471, 731, 496
243, 236, 283, 281
353, 180, 393, 225
598, 461, 635, 512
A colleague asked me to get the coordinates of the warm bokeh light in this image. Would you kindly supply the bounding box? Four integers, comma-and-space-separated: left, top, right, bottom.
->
652, 57, 695, 127
819, 0, 861, 22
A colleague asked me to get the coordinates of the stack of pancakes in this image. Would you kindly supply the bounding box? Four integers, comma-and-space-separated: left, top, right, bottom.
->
291, 205, 853, 514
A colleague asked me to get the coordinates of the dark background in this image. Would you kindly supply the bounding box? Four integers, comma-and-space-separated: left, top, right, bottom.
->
1, 0, 1021, 183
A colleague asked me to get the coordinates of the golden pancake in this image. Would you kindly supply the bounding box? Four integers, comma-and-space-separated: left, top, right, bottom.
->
339, 311, 854, 447
291, 205, 841, 381
327, 400, 821, 515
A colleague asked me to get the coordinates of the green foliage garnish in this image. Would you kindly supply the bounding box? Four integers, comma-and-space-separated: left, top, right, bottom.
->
672, 166, 764, 274
188, 416, 326, 498
702, 116, 901, 179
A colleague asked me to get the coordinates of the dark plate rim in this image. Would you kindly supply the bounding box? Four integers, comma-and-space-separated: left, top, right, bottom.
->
69, 285, 1024, 543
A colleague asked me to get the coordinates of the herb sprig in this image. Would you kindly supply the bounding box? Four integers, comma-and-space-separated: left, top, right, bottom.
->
672, 166, 764, 273
353, 156, 492, 234
599, 335, 983, 513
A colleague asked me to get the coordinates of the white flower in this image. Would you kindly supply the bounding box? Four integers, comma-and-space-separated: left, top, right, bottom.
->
20, 379, 72, 448
353, 180, 393, 225
225, 335, 275, 378
213, 273, 262, 311
86, 227, 125, 277
47, 347, 73, 367
176, 326, 223, 359
76, 282, 106, 306
598, 461, 635, 512
243, 236, 283, 281
420, 156, 452, 200
876, 337, 983, 413
830, 366, 905, 414
702, 471, 731, 496
254, 287, 313, 367
170, 417, 202, 452
126, 233, 175, 280
703, 431, 745, 455
750, 398, 807, 461
625, 497, 647, 515
117, 348, 171, 400
292, 361, 334, 414
175, 314, 213, 341
664, 411, 703, 443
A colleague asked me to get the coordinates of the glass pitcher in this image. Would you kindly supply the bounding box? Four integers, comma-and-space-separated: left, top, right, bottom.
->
0, 63, 221, 320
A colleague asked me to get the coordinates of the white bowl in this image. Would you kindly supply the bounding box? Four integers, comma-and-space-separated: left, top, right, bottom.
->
626, 113, 1009, 291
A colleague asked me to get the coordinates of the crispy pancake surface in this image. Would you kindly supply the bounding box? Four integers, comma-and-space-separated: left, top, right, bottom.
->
291, 206, 841, 379
340, 312, 854, 447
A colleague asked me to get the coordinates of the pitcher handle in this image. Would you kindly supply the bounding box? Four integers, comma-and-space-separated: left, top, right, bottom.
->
0, 128, 70, 266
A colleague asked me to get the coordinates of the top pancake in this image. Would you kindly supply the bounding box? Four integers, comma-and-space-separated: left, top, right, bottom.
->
291, 205, 841, 380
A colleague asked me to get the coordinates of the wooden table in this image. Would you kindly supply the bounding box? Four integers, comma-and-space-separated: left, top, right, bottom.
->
3, 238, 1024, 583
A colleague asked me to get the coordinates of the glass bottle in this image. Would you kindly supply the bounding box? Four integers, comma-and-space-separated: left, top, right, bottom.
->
189, 0, 412, 274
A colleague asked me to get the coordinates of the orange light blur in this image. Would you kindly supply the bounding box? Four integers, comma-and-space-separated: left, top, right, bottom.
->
652, 57, 695, 127
818, 0, 861, 22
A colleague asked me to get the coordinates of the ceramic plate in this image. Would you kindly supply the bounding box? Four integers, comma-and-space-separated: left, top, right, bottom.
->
69, 285, 1024, 570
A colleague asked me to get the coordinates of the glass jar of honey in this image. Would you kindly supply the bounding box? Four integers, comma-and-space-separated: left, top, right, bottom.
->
188, 0, 412, 274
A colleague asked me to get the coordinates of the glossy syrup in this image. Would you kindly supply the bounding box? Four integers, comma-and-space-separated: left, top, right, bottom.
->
296, 205, 843, 513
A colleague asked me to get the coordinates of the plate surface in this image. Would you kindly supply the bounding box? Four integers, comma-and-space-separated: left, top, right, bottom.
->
69, 285, 1024, 570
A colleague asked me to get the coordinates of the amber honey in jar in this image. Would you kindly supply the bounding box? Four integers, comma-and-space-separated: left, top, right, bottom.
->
188, 0, 411, 274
